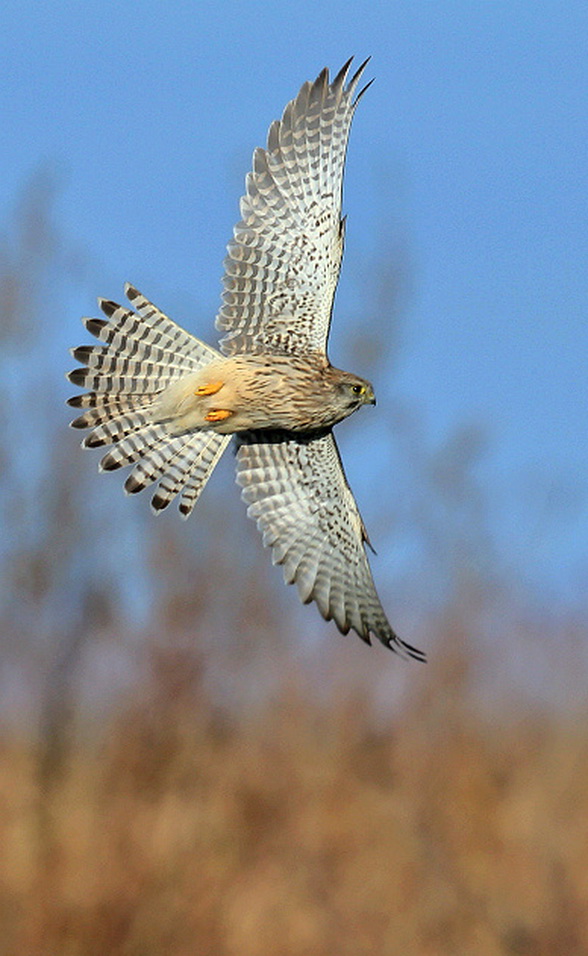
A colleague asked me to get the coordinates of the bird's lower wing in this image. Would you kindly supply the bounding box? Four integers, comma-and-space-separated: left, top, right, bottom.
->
236, 430, 425, 660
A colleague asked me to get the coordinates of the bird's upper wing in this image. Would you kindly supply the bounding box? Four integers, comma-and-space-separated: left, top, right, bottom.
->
216, 58, 371, 358
236, 430, 426, 660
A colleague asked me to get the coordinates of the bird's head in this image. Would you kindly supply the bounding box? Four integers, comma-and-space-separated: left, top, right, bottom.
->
332, 370, 376, 418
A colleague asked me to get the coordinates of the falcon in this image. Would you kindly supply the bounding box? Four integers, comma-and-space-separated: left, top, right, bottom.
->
68, 58, 426, 661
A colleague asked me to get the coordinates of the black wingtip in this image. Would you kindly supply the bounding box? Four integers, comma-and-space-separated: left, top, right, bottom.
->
332, 56, 354, 91
347, 56, 373, 104
350, 55, 372, 85
315, 65, 329, 86
397, 639, 427, 663
355, 76, 375, 104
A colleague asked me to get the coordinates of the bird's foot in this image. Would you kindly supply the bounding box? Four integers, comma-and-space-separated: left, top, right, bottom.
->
205, 409, 232, 423
195, 380, 224, 396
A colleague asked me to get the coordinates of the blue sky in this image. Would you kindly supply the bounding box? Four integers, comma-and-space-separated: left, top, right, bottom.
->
1, 1, 587, 602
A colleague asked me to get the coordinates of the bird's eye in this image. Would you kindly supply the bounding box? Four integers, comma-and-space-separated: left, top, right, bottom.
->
351, 384, 364, 396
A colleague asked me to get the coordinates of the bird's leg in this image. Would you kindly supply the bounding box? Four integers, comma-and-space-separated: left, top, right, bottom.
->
195, 381, 224, 396
195, 381, 232, 424
205, 409, 232, 423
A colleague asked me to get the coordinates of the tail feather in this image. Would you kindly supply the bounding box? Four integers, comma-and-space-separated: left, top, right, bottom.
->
67, 365, 183, 394
123, 284, 219, 366
99, 424, 171, 472
81, 319, 206, 372
69, 286, 229, 514
126, 430, 230, 515
71, 344, 197, 377
124, 433, 190, 492
82, 409, 153, 448
69, 393, 156, 428
124, 435, 190, 495
178, 434, 231, 517
69, 351, 190, 384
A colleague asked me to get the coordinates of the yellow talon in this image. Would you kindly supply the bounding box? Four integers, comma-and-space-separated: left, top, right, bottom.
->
205, 409, 232, 423
195, 380, 224, 396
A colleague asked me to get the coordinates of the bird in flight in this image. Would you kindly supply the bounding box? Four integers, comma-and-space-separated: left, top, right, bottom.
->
68, 58, 426, 662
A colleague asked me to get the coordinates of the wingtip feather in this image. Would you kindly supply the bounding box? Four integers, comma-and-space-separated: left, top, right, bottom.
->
347, 56, 373, 103
391, 634, 427, 663
332, 56, 354, 91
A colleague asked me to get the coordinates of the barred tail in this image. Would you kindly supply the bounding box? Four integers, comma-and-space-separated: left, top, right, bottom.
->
67, 285, 230, 517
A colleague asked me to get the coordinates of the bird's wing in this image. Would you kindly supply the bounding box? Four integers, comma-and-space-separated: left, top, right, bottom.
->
236, 430, 426, 660
216, 58, 371, 358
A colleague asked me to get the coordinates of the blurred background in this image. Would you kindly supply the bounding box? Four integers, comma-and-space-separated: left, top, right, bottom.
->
1, 2, 587, 954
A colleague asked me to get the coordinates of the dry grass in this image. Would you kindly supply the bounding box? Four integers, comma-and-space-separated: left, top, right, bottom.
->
2, 638, 587, 956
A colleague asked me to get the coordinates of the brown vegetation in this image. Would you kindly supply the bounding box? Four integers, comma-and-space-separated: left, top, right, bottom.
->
2, 640, 588, 956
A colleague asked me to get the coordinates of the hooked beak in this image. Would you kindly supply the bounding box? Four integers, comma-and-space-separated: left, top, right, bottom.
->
367, 386, 376, 406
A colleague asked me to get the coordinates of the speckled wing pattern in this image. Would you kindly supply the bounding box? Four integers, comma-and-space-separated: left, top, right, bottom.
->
216, 58, 371, 357
237, 431, 426, 661
224, 61, 425, 660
